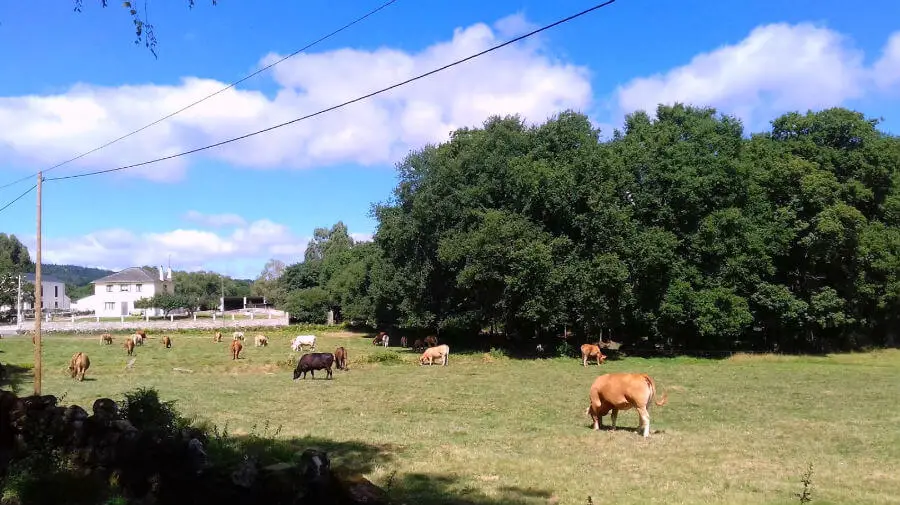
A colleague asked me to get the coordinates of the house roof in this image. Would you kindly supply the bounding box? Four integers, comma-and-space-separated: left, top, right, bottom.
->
92, 267, 160, 284
23, 272, 64, 284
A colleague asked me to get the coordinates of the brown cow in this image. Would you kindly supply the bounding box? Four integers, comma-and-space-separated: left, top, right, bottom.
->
419, 344, 450, 366
580, 344, 607, 367
214, 331, 222, 343
424, 335, 438, 348
162, 336, 172, 348
69, 352, 90, 381
100, 333, 113, 345
586, 372, 668, 438
124, 338, 135, 356
412, 339, 425, 352
136, 329, 147, 340
372, 332, 386, 345
334, 346, 347, 370
230, 339, 243, 360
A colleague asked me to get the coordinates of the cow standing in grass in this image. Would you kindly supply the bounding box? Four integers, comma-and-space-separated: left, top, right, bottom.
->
580, 344, 607, 367
334, 346, 347, 370
214, 331, 222, 343
69, 352, 90, 381
162, 336, 172, 348
420, 344, 450, 366
233, 331, 245, 341
254, 334, 268, 347
399, 336, 408, 348
586, 372, 668, 438
291, 335, 316, 352
124, 338, 135, 356
100, 333, 113, 345
293, 353, 335, 380
230, 339, 243, 360
425, 335, 438, 348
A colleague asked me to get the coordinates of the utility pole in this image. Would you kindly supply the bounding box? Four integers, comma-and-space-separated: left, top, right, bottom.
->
33, 172, 43, 396
16, 273, 22, 329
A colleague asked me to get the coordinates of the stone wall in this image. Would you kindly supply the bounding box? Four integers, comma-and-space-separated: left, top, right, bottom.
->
16, 314, 291, 334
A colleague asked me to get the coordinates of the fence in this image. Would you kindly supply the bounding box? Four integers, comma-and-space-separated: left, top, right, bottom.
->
13, 312, 291, 334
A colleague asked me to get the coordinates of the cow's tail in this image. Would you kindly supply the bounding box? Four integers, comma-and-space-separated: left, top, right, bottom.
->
645, 375, 669, 407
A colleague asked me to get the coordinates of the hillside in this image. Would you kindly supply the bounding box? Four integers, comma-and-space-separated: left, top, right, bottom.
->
36, 264, 115, 286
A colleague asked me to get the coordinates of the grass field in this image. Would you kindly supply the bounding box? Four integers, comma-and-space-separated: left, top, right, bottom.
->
1, 330, 898, 505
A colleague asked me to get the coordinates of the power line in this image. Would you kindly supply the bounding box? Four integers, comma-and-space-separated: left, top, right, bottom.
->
0, 182, 38, 214
0, 0, 401, 192
46, 0, 618, 183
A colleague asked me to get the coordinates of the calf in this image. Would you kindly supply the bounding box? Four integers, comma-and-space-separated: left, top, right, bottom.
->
233, 331, 245, 341
586, 372, 668, 438
399, 336, 408, 348
580, 344, 607, 367
162, 336, 172, 348
424, 335, 438, 348
293, 352, 335, 380
214, 331, 222, 343
254, 334, 268, 347
124, 338, 135, 356
69, 352, 90, 381
419, 344, 450, 366
100, 333, 113, 345
334, 346, 347, 370
230, 339, 243, 360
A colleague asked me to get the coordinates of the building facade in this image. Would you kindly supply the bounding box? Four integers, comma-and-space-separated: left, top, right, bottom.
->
73, 266, 175, 317
23, 273, 71, 312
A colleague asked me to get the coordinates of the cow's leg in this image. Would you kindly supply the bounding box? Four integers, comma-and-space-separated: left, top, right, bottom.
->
610, 409, 618, 430
327, 367, 333, 379
637, 406, 650, 437
582, 355, 587, 367
311, 370, 315, 379
596, 355, 601, 366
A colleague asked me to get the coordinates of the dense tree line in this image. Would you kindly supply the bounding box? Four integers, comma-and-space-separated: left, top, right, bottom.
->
271, 104, 900, 354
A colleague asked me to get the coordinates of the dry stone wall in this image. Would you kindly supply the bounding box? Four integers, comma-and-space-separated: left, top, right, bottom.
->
16, 314, 291, 334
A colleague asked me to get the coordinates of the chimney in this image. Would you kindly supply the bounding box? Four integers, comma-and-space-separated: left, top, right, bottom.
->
159, 266, 164, 281
166, 266, 172, 281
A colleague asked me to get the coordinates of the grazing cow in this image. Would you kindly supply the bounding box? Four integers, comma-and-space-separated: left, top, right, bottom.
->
334, 346, 347, 370
399, 336, 408, 348
412, 339, 425, 352
136, 329, 147, 340
419, 344, 450, 366
293, 352, 335, 380
230, 339, 243, 360
124, 338, 135, 356
372, 332, 386, 345
382, 334, 390, 347
132, 333, 144, 347
100, 333, 113, 345
233, 331, 245, 341
580, 344, 607, 367
291, 334, 317, 352
586, 372, 668, 438
162, 336, 172, 348
254, 334, 268, 347
424, 335, 438, 348
69, 352, 90, 381
214, 331, 222, 343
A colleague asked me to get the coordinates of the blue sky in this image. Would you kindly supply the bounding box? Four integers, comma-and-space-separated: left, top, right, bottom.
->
1, 0, 899, 280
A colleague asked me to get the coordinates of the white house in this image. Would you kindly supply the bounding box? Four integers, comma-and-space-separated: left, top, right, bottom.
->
0, 273, 70, 313
24, 273, 71, 312
74, 266, 175, 317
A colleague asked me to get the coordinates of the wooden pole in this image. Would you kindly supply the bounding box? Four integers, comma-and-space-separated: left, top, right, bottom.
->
33, 172, 43, 396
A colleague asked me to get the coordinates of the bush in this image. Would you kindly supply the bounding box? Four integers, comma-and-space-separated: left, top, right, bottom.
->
358, 350, 405, 365
555, 341, 577, 358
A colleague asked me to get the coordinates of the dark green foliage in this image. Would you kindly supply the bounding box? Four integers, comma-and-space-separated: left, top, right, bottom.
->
275, 105, 900, 354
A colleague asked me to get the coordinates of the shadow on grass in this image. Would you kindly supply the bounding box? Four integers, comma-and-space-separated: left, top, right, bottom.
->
197, 433, 556, 505
0, 362, 31, 392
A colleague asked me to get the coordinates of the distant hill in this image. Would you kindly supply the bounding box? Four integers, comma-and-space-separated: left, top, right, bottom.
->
36, 264, 115, 286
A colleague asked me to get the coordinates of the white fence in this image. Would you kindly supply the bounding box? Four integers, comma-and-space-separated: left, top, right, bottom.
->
12, 313, 291, 334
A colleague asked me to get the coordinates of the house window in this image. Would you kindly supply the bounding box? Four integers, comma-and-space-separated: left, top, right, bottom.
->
106, 285, 113, 292
120, 284, 130, 292
54, 301, 58, 308
136, 284, 142, 292
41, 286, 43, 297
55, 286, 59, 297
104, 302, 115, 311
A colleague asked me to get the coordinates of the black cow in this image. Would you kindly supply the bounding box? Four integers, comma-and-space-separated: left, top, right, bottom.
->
293, 352, 335, 380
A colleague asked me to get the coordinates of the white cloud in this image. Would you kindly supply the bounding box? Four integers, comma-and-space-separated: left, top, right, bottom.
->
21, 217, 319, 278
613, 23, 900, 130
874, 32, 900, 92
183, 210, 247, 228
0, 13, 592, 182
